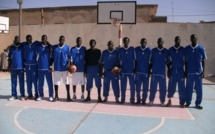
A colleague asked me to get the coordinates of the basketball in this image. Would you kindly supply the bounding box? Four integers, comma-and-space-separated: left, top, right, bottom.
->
68, 65, 77, 73
111, 66, 121, 75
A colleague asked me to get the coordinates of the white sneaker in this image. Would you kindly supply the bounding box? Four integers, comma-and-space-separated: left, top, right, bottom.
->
72, 95, 77, 101
20, 97, 25, 101
49, 97, 54, 102
8, 96, 17, 101
36, 97, 42, 101
161, 102, 165, 107
148, 101, 154, 106
81, 95, 85, 101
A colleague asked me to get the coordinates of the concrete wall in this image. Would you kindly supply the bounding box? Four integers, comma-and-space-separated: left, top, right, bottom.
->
0, 23, 214, 75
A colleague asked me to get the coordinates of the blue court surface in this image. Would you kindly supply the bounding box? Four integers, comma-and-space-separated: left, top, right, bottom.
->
0, 72, 215, 134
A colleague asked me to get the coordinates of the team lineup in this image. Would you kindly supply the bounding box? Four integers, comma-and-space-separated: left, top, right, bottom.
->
7, 34, 207, 110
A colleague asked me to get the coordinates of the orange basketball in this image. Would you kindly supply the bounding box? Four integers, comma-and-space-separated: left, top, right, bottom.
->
68, 65, 77, 73
111, 66, 121, 75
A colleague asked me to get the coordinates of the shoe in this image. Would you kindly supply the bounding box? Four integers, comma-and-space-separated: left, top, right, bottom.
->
84, 96, 91, 102
185, 104, 190, 107
81, 95, 85, 101
72, 95, 77, 102
54, 97, 59, 101
49, 97, 54, 102
20, 97, 25, 101
103, 97, 108, 102
67, 96, 71, 102
8, 96, 17, 101
180, 104, 185, 108
120, 100, 125, 104
98, 96, 103, 102
115, 98, 120, 103
195, 105, 203, 110
136, 101, 141, 104
148, 101, 153, 106
161, 102, 165, 107
34, 95, 39, 100
36, 97, 42, 101
166, 100, 172, 107
130, 101, 135, 105
25, 95, 33, 100
142, 101, 146, 105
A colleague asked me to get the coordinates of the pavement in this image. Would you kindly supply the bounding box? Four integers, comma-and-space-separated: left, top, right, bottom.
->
0, 72, 215, 134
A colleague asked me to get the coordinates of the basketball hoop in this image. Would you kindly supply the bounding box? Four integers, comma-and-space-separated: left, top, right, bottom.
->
110, 18, 121, 27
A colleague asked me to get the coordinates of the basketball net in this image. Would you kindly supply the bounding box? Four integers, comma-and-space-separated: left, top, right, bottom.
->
110, 18, 122, 47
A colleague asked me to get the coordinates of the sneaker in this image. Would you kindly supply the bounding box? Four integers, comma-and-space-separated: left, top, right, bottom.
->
25, 95, 33, 100
34, 95, 39, 100
185, 104, 190, 107
166, 100, 172, 107
84, 96, 91, 102
72, 95, 77, 102
115, 98, 120, 103
103, 97, 108, 102
98, 96, 103, 102
130, 101, 135, 105
180, 104, 185, 108
161, 102, 165, 107
81, 95, 85, 101
20, 97, 25, 101
136, 100, 141, 104
195, 105, 203, 110
8, 96, 17, 101
142, 101, 146, 105
120, 100, 125, 104
148, 101, 153, 106
54, 97, 59, 101
49, 97, 54, 102
36, 97, 42, 101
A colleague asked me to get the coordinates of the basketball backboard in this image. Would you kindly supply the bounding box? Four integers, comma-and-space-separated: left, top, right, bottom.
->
0, 16, 9, 34
97, 1, 136, 24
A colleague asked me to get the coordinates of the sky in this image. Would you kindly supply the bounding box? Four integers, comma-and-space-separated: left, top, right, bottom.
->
0, 0, 215, 23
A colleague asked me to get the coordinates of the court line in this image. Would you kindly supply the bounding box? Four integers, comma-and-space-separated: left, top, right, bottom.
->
14, 107, 35, 134
142, 117, 165, 134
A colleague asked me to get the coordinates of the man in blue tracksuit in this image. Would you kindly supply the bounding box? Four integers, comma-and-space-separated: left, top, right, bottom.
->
185, 34, 207, 110
135, 38, 151, 105
100, 41, 120, 103
118, 37, 135, 104
149, 38, 169, 106
36, 35, 53, 101
23, 34, 38, 100
8, 36, 25, 101
166, 36, 186, 108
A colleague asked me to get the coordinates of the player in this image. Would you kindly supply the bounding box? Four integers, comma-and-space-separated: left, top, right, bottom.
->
8, 36, 25, 101
100, 41, 120, 103
149, 38, 169, 106
135, 38, 151, 105
52, 36, 71, 101
185, 34, 207, 110
84, 39, 102, 102
36, 35, 54, 101
70, 37, 86, 101
118, 37, 135, 104
166, 36, 186, 108
22, 34, 39, 100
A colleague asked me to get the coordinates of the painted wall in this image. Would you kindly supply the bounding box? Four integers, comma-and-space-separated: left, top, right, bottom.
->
0, 23, 214, 75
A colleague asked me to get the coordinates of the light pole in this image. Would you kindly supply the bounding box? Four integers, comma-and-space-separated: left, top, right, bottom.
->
17, 0, 23, 40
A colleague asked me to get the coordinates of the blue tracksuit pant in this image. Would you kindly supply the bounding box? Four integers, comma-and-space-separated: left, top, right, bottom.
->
167, 71, 186, 105
149, 75, 166, 103
120, 73, 135, 102
103, 70, 120, 98
38, 70, 53, 97
86, 65, 102, 91
186, 74, 202, 105
25, 64, 38, 97
136, 73, 149, 102
11, 69, 25, 97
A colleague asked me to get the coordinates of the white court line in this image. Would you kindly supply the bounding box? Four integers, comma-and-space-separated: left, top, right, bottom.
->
185, 108, 195, 120
14, 107, 35, 134
142, 117, 165, 134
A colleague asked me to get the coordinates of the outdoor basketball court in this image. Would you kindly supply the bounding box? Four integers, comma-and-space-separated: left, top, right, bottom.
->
0, 72, 215, 134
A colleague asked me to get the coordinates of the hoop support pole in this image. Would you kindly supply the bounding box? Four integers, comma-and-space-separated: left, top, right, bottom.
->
119, 24, 122, 47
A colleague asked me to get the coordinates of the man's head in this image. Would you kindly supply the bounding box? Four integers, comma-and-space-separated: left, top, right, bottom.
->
41, 35, 47, 45
89, 39, 96, 49
174, 36, 181, 47
123, 37, 130, 48
14, 36, 20, 45
76, 37, 82, 47
107, 40, 114, 51
190, 34, 197, 45
140, 38, 147, 48
59, 35, 65, 46
26, 34, 32, 44
157, 37, 164, 49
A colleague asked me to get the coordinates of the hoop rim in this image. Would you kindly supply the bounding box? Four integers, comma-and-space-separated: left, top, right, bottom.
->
110, 18, 122, 27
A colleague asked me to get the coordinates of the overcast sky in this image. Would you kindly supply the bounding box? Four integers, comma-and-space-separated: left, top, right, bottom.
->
0, 0, 215, 23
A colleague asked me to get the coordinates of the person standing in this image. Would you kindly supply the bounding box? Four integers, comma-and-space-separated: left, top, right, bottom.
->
52, 36, 71, 101
100, 41, 120, 103
185, 34, 207, 109
166, 36, 186, 108
70, 37, 86, 101
8, 36, 25, 101
84, 39, 102, 102
149, 38, 169, 106
135, 38, 151, 105
23, 34, 39, 100
36, 35, 54, 101
1, 49, 8, 72
118, 37, 135, 104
